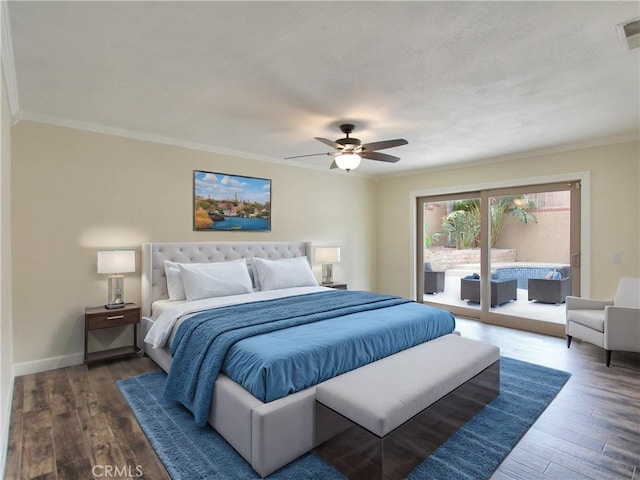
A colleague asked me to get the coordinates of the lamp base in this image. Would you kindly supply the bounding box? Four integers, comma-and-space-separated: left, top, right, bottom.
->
106, 275, 126, 310
321, 264, 334, 285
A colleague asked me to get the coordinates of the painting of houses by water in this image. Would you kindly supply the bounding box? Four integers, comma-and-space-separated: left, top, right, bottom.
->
194, 170, 271, 231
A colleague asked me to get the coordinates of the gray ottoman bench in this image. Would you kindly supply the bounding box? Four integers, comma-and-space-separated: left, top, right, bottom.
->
314, 334, 500, 480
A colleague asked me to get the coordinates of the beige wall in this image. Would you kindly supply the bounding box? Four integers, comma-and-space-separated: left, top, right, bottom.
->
376, 141, 640, 300
1, 68, 14, 473
497, 209, 570, 263
11, 121, 378, 365
9, 120, 640, 369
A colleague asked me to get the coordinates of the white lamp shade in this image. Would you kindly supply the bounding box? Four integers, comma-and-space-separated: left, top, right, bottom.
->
315, 247, 341, 264
97, 250, 136, 274
334, 154, 361, 171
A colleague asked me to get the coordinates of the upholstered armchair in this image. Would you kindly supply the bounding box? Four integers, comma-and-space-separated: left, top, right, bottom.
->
566, 277, 640, 367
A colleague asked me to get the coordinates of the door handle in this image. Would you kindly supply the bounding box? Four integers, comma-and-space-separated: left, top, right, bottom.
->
570, 252, 580, 267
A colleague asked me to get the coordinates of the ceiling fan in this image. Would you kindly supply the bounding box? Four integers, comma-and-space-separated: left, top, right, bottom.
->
285, 124, 408, 172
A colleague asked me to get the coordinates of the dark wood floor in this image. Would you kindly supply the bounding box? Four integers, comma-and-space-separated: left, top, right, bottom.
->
4, 318, 639, 480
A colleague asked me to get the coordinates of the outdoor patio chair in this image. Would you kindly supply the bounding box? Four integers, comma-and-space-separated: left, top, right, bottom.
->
566, 277, 640, 367
424, 262, 445, 294
460, 275, 517, 307
528, 276, 572, 304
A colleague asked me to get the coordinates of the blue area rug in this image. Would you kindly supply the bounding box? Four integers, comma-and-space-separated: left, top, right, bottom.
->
117, 357, 570, 479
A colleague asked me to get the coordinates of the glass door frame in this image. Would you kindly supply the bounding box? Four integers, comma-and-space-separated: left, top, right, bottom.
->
414, 174, 586, 336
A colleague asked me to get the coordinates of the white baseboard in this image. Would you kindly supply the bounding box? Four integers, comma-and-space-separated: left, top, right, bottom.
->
13, 352, 84, 377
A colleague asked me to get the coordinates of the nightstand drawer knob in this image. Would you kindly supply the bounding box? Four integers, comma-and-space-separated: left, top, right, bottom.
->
107, 315, 125, 320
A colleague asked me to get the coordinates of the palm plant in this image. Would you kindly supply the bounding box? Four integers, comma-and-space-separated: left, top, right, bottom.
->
489, 195, 537, 247
439, 195, 537, 249
440, 209, 481, 249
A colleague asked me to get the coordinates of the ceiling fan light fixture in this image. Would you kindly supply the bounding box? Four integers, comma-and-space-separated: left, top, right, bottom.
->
285, 123, 407, 170
335, 153, 361, 171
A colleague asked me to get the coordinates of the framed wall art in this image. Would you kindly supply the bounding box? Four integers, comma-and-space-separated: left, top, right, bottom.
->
193, 170, 271, 231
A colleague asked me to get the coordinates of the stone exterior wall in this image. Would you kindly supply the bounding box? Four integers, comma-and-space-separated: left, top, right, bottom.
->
425, 247, 517, 271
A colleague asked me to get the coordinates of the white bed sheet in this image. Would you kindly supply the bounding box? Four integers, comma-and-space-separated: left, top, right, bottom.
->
144, 286, 332, 348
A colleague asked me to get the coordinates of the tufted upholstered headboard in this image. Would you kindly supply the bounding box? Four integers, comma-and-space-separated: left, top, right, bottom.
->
141, 241, 312, 317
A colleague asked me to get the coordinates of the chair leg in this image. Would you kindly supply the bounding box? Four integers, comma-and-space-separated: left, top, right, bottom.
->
605, 350, 612, 367
566, 335, 572, 348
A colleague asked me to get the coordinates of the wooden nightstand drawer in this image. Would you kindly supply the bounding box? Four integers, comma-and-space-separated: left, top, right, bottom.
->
86, 308, 140, 329
84, 303, 141, 365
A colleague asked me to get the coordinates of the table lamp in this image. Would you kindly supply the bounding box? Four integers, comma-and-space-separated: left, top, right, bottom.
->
315, 246, 341, 285
97, 250, 136, 309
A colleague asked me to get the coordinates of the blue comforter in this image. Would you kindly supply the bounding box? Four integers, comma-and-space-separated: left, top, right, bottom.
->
166, 290, 455, 426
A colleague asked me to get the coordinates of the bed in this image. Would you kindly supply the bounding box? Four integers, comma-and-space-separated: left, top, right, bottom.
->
140, 241, 455, 477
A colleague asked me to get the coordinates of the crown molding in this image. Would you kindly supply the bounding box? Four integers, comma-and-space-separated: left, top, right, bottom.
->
1, 0, 20, 117
386, 132, 640, 179
18, 110, 373, 178
18, 111, 636, 181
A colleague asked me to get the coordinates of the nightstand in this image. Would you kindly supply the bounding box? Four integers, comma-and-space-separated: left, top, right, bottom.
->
84, 303, 141, 364
323, 283, 347, 290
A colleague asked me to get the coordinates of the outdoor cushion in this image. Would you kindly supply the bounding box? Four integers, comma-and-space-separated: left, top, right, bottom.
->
546, 270, 562, 280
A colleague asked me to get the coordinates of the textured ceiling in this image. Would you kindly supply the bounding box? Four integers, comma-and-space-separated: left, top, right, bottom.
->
6, 1, 640, 175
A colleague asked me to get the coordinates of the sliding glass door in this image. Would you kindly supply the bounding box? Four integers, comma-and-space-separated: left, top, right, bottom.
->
417, 191, 482, 318
417, 181, 581, 333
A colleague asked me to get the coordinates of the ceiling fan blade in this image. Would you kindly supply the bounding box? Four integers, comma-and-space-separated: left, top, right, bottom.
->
361, 151, 401, 163
284, 152, 331, 160
315, 137, 342, 149
361, 138, 408, 151
329, 160, 338, 169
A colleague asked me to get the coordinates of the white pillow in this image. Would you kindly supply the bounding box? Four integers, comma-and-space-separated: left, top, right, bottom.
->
164, 261, 186, 301
177, 260, 253, 301
253, 257, 319, 291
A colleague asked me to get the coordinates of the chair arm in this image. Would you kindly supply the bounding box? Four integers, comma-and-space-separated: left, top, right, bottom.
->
604, 306, 640, 351
566, 296, 612, 311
